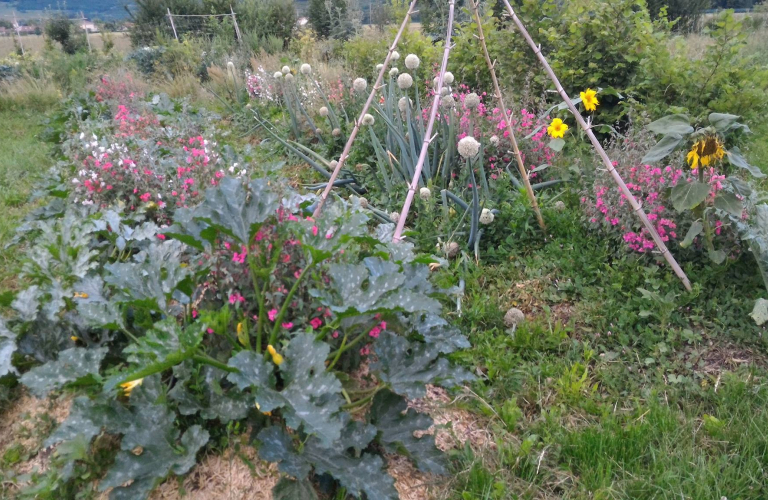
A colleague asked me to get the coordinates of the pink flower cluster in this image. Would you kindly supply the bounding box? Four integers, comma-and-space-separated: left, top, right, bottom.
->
583, 164, 683, 252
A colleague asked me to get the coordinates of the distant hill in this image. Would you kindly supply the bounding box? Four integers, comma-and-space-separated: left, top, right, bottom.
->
0, 0, 135, 20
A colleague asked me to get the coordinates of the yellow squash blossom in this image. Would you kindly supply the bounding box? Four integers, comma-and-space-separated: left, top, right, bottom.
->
267, 344, 284, 366
256, 402, 272, 416
237, 322, 248, 346
121, 378, 144, 397
547, 118, 569, 139
73, 292, 89, 299
580, 88, 599, 112
687, 136, 725, 170
71, 336, 80, 342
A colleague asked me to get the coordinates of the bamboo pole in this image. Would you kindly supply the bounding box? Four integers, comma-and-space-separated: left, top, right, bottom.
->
501, 0, 691, 291
313, 0, 418, 219
392, 0, 456, 242
469, 0, 544, 230
167, 8, 179, 41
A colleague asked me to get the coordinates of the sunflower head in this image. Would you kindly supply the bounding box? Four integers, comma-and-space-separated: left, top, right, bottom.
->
687, 135, 725, 169
547, 118, 569, 139
580, 88, 599, 112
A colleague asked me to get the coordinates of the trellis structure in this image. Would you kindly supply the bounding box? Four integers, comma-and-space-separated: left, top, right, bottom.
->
313, 0, 692, 291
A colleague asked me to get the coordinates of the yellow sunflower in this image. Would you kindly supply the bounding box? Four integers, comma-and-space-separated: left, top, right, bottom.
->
686, 136, 725, 170
580, 88, 599, 112
547, 118, 569, 139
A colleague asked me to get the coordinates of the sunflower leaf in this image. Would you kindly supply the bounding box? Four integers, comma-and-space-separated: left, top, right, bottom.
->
670, 181, 710, 212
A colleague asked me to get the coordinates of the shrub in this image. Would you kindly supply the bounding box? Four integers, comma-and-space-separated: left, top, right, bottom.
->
45, 16, 88, 55
238, 0, 296, 49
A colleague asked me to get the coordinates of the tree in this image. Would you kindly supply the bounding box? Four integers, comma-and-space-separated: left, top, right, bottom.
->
239, 0, 297, 47
647, 0, 711, 32
307, 0, 332, 37
45, 16, 87, 54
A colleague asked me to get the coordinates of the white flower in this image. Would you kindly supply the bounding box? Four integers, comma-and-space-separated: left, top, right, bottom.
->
458, 136, 480, 159
554, 200, 566, 211
332, 128, 341, 137
391, 50, 400, 60
319, 106, 329, 117
440, 95, 456, 109
390, 211, 400, 223
504, 307, 525, 327
490, 135, 499, 146
443, 71, 454, 84
273, 71, 283, 79
479, 208, 494, 225
376, 63, 384, 71
330, 160, 339, 169
397, 73, 413, 90
300, 63, 312, 75
362, 114, 375, 126
281, 65, 290, 74
285, 73, 294, 82
464, 92, 480, 109
432, 77, 440, 89
419, 187, 431, 200
389, 67, 399, 77
359, 196, 369, 208
227, 61, 235, 72
353, 77, 367, 93
405, 54, 420, 70
398, 96, 411, 113
440, 86, 450, 97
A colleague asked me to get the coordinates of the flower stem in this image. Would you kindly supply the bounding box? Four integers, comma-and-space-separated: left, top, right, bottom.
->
328, 330, 369, 362
327, 333, 348, 371
269, 258, 315, 346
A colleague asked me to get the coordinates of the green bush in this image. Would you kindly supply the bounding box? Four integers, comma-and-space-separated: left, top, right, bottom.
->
238, 0, 296, 49
44, 16, 88, 55
647, 0, 710, 33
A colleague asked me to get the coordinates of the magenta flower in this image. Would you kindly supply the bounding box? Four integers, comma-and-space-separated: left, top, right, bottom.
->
310, 318, 323, 329
268, 309, 278, 321
229, 292, 245, 304
282, 322, 293, 329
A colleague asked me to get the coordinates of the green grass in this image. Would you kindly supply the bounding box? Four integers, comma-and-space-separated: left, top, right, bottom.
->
438, 205, 768, 499
0, 109, 52, 292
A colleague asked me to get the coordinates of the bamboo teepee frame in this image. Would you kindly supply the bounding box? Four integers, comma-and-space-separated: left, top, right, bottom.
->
312, 0, 418, 218
500, 0, 691, 291
311, 0, 692, 291
392, 0, 456, 242
469, 0, 545, 230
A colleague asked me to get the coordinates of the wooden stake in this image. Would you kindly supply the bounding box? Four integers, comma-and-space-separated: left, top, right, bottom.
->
469, 0, 544, 230
501, 0, 691, 291
167, 8, 179, 41
312, 0, 418, 219
231, 6, 242, 43
392, 0, 456, 243
81, 12, 91, 53
12, 11, 24, 56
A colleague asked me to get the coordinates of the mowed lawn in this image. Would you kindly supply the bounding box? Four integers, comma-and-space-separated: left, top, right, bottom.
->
0, 109, 51, 292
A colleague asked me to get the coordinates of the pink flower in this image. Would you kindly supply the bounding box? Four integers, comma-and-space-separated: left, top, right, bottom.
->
229, 293, 245, 304
282, 322, 293, 329
379, 321, 387, 330
310, 317, 323, 329
268, 309, 278, 321
332, 331, 339, 339
207, 328, 214, 334
312, 225, 318, 236
192, 310, 199, 318
369, 326, 381, 338
157, 234, 166, 240
294, 270, 302, 279
140, 192, 151, 202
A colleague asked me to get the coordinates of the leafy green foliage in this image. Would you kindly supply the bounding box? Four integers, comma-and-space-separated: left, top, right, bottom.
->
20, 347, 107, 397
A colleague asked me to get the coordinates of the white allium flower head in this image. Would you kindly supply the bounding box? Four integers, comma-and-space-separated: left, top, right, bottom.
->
440, 86, 450, 97
362, 113, 375, 126
300, 63, 312, 75
281, 65, 290, 74
490, 135, 500, 146
330, 160, 339, 169
319, 106, 329, 117
397, 73, 413, 90
464, 92, 480, 109
390, 211, 400, 223
332, 128, 341, 137
504, 307, 525, 327
440, 95, 456, 109
284, 73, 294, 82
353, 77, 367, 93
359, 196, 369, 208
443, 71, 454, 84
458, 136, 480, 159
391, 50, 400, 60
433, 77, 440, 89
419, 187, 431, 200
479, 208, 495, 225
227, 61, 235, 72
405, 54, 420, 70
389, 67, 399, 77
554, 200, 566, 211
376, 63, 384, 71
398, 96, 411, 113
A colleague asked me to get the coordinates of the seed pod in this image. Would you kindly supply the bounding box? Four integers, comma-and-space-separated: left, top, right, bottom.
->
504, 307, 525, 327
